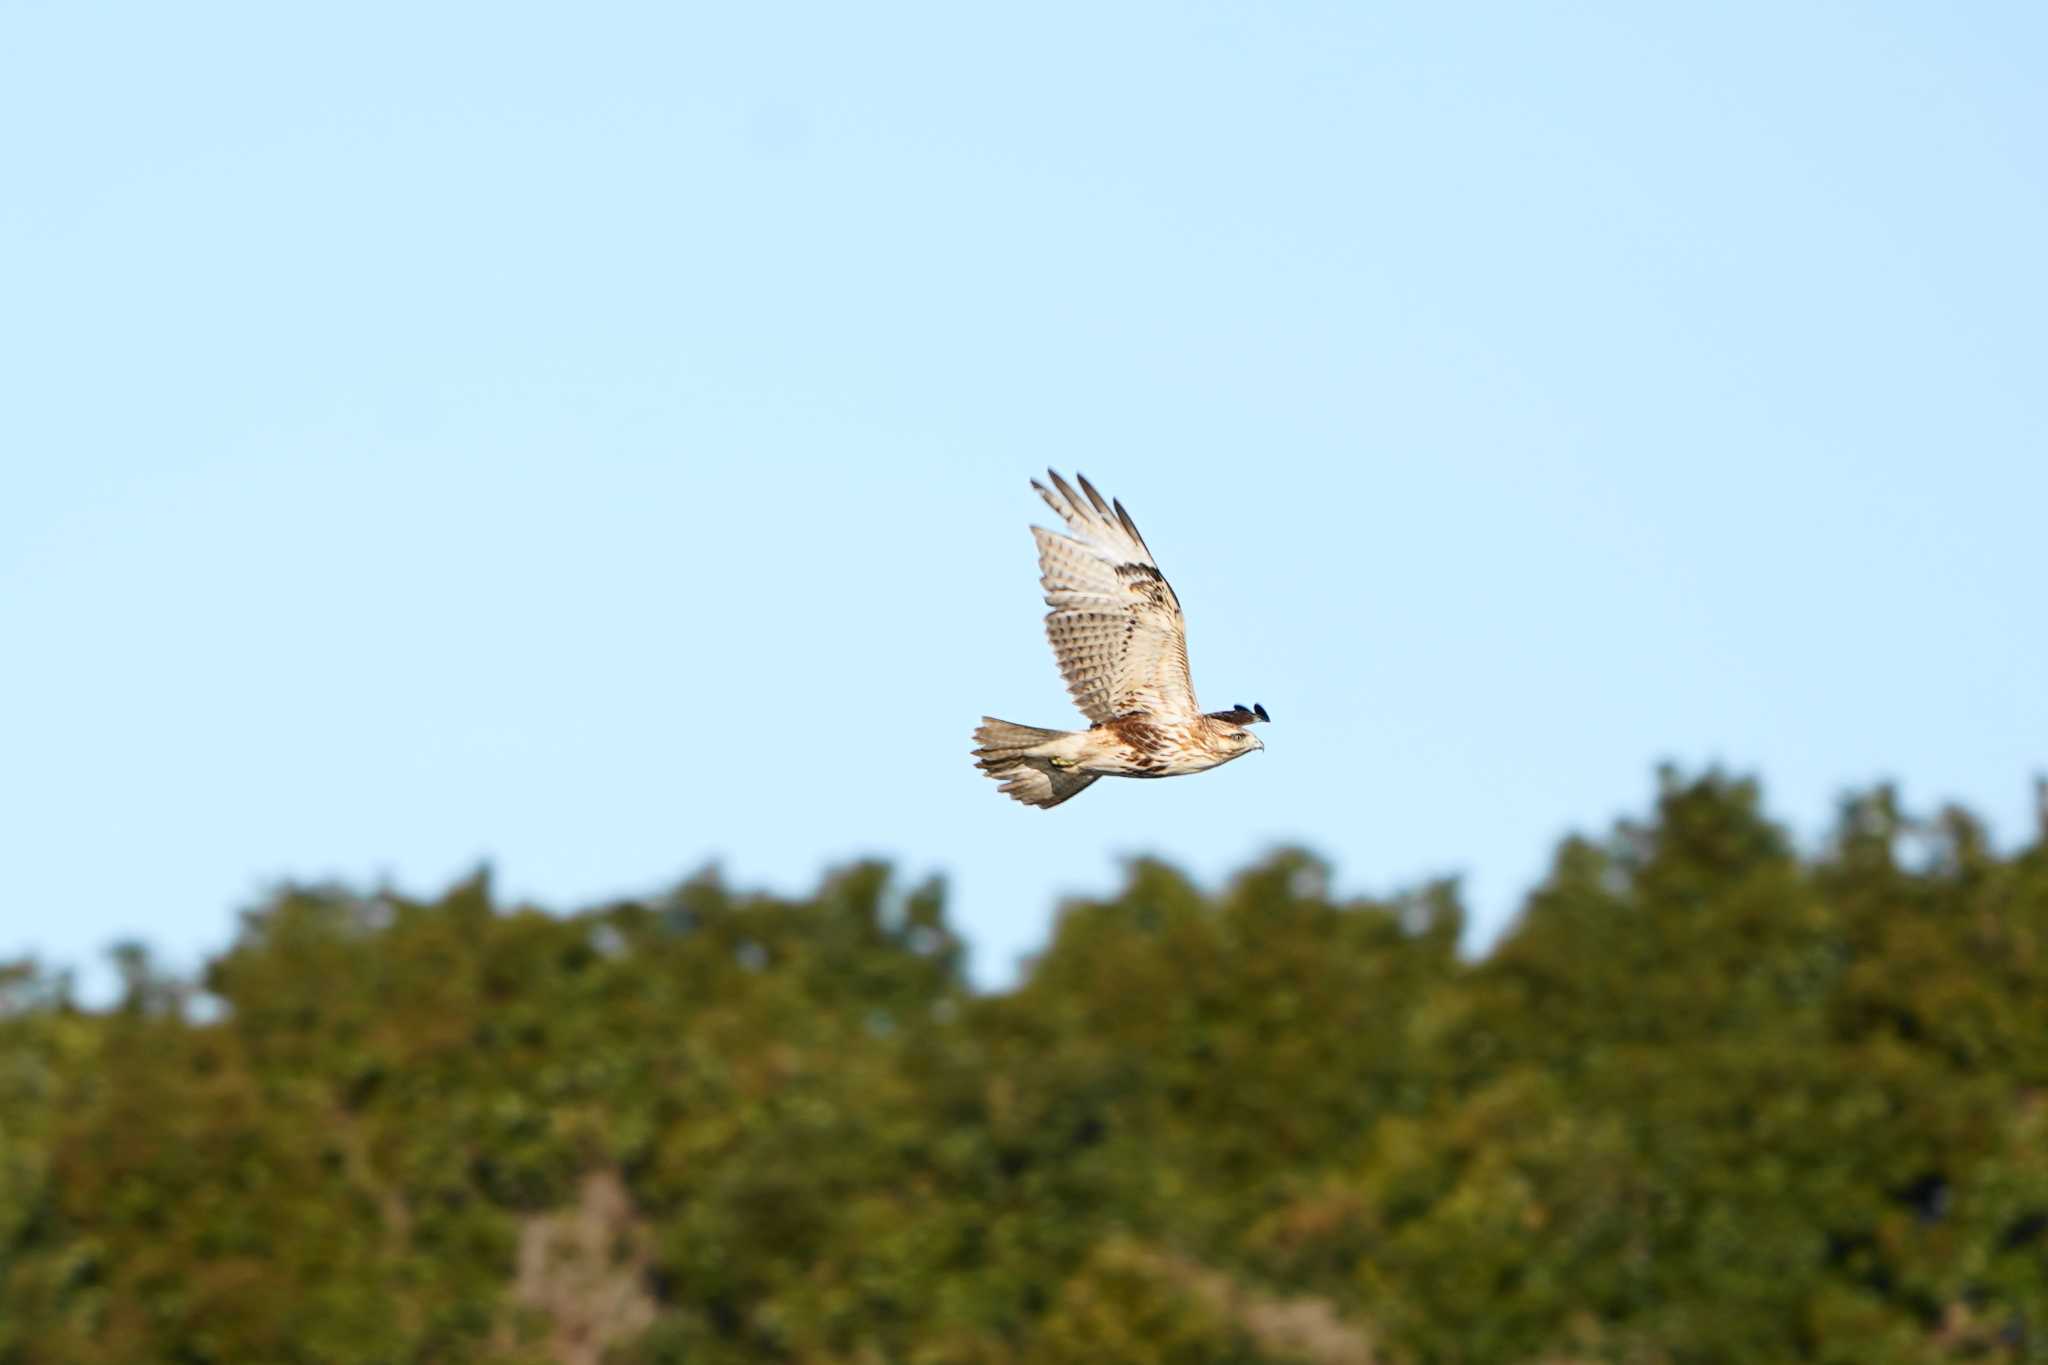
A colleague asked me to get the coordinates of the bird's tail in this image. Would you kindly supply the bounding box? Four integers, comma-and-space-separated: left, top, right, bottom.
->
972, 717, 1098, 809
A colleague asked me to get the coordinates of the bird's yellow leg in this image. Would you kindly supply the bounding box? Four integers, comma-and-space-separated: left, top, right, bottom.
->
1049, 756, 1078, 768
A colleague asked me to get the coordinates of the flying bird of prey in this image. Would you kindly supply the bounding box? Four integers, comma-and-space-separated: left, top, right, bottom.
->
973, 471, 1270, 808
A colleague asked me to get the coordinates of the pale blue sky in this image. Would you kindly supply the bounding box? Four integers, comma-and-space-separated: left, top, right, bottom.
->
4, 3, 2044, 996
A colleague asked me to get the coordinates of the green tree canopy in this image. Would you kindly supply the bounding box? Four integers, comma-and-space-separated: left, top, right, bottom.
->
2, 771, 2043, 1363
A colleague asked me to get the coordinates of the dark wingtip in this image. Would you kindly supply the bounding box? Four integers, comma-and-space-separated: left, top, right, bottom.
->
1046, 469, 1084, 515
1110, 496, 1149, 550
1254, 703, 1270, 722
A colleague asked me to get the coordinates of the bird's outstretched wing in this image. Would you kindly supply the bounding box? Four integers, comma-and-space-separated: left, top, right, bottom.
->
1030, 471, 1199, 724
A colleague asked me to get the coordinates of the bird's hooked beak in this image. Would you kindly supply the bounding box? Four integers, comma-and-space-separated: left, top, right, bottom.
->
1250, 733, 1265, 753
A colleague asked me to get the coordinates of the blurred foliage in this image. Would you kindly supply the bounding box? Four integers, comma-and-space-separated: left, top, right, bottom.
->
2, 771, 2046, 1362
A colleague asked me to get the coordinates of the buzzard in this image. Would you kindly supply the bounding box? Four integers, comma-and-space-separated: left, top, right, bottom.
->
973, 471, 1269, 808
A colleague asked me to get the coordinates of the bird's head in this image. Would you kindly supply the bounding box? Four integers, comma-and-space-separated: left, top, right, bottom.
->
1205, 702, 1270, 757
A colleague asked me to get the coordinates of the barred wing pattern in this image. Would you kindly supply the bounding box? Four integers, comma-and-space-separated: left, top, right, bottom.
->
1031, 471, 1199, 725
